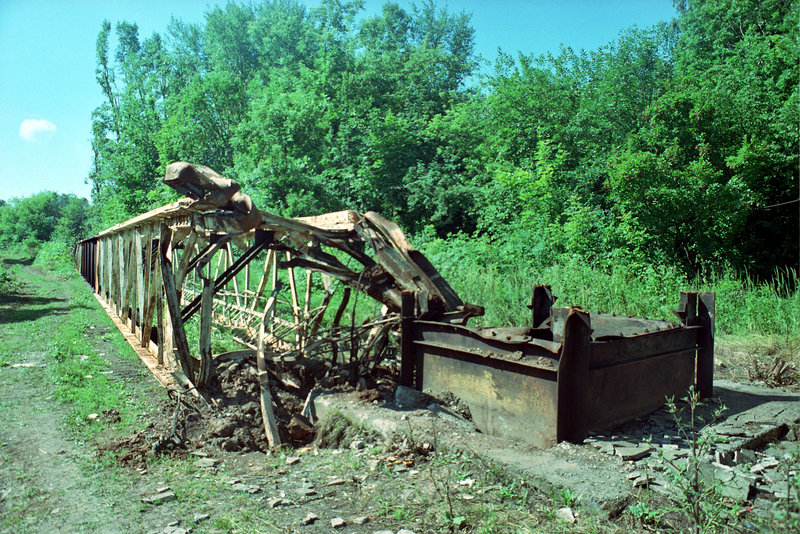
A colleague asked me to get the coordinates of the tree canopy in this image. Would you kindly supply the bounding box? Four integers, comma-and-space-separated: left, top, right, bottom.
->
85, 0, 798, 279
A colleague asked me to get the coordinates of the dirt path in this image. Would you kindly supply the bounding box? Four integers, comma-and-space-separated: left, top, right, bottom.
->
0, 258, 162, 533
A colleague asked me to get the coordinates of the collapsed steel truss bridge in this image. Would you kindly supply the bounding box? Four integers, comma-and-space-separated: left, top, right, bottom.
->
77, 162, 715, 449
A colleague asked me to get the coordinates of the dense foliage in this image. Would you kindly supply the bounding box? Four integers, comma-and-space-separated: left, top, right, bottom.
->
1, 0, 795, 295
85, 0, 798, 280
0, 192, 89, 249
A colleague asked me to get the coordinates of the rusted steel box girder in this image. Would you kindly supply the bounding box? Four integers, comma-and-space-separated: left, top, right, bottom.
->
401, 290, 715, 448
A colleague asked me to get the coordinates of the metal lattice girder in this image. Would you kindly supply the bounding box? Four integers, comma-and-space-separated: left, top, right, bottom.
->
76, 162, 483, 446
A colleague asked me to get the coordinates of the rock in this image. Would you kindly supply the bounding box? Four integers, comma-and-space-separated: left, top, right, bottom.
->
163, 527, 188, 534
659, 448, 689, 461
397, 530, 417, 534
739, 423, 789, 451
751, 457, 780, 473
194, 457, 218, 469
300, 488, 317, 497
331, 517, 346, 528
715, 425, 746, 437
394, 385, 432, 409
142, 491, 176, 505
350, 439, 365, 450
735, 449, 757, 465
241, 401, 259, 416
356, 377, 368, 391
760, 456, 780, 469
555, 507, 576, 524
193, 513, 210, 523
288, 414, 313, 441
372, 531, 394, 534
286, 456, 301, 465
351, 516, 369, 524
220, 438, 241, 452
327, 478, 347, 486
302, 513, 318, 525
233, 428, 255, 450
699, 462, 755, 501
593, 441, 614, 454
615, 445, 653, 461
716, 450, 736, 466
268, 497, 291, 508
231, 483, 260, 494
209, 418, 236, 438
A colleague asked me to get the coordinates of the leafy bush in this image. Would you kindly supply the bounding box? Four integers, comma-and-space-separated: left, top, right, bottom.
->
0, 262, 17, 295
33, 240, 76, 275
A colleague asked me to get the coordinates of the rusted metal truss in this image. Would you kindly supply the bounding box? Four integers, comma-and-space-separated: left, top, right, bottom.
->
77, 162, 714, 449
77, 162, 478, 446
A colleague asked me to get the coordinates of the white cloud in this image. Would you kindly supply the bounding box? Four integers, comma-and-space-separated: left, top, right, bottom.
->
19, 119, 57, 142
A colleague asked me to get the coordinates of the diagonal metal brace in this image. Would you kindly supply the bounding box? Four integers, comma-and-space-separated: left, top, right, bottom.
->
181, 230, 272, 322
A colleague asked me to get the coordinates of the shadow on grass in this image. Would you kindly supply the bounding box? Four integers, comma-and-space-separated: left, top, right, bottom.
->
0, 292, 90, 325
1, 256, 34, 266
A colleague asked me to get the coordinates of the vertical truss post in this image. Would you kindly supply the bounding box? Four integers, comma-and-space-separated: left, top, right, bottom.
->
257, 288, 281, 448
135, 230, 145, 337
400, 290, 416, 388
159, 224, 195, 383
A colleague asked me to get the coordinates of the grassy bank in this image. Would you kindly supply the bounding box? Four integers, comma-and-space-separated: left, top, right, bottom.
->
418, 233, 800, 336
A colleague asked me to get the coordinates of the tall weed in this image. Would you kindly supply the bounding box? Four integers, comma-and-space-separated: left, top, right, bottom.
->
33, 239, 75, 274
417, 233, 800, 338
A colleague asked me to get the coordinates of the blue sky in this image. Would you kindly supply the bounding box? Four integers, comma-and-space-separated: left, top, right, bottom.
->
0, 0, 676, 202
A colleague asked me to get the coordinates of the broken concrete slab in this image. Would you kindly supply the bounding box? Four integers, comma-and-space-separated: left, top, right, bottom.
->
615, 445, 653, 461
142, 490, 176, 505
310, 378, 800, 515
698, 462, 757, 501
312, 391, 632, 514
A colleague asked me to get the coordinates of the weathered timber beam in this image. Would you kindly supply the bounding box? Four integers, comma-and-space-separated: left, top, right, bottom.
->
159, 224, 195, 384
256, 287, 282, 448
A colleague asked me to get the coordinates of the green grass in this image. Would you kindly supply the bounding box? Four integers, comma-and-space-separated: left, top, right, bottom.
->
418, 233, 800, 341
1, 249, 156, 440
